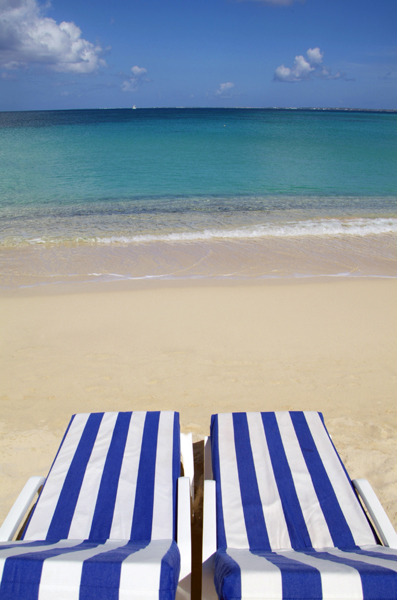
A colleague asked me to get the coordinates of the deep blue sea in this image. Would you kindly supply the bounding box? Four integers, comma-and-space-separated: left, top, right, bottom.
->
1, 108, 396, 287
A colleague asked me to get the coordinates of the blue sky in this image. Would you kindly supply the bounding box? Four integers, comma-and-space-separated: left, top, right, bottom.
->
0, 0, 396, 111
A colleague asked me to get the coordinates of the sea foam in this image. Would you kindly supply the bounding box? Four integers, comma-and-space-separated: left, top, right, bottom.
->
95, 218, 397, 245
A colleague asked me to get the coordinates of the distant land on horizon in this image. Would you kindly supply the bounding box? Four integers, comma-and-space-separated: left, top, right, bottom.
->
1, 106, 396, 115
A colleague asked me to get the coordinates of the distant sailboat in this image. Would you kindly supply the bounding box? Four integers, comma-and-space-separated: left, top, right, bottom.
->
132, 105, 137, 109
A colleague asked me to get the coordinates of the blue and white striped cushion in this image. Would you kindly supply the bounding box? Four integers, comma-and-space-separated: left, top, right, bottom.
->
211, 412, 376, 551
0, 411, 181, 600
211, 412, 397, 600
24, 411, 180, 542
215, 546, 397, 600
0, 539, 180, 600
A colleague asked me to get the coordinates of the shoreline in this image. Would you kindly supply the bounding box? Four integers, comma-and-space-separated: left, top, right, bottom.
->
1, 276, 397, 532
2, 270, 397, 298
2, 229, 397, 290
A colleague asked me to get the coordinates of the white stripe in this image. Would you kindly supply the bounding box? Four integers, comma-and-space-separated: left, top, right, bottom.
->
109, 412, 146, 539
276, 412, 334, 548
327, 546, 397, 573
151, 412, 175, 540
24, 414, 90, 540
119, 539, 173, 600
226, 548, 282, 599
277, 548, 363, 600
218, 414, 249, 549
68, 413, 119, 539
305, 412, 377, 546
38, 540, 126, 600
360, 544, 397, 557
247, 413, 291, 551
0, 540, 76, 581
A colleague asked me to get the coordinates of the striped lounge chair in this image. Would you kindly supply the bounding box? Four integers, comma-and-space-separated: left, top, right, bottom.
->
202, 411, 397, 600
0, 411, 192, 600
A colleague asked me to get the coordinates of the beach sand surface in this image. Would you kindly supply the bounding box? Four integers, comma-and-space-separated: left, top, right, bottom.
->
1, 278, 396, 548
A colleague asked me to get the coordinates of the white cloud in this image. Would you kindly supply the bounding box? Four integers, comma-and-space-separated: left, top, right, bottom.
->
274, 54, 313, 82
215, 81, 235, 97
0, 0, 105, 73
122, 65, 149, 92
306, 47, 323, 66
274, 47, 351, 82
131, 66, 147, 77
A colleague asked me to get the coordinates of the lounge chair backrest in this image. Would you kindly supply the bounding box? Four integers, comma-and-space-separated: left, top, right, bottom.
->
211, 411, 377, 551
23, 411, 180, 542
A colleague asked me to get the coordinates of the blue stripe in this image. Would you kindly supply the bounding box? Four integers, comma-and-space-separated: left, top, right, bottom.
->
261, 413, 311, 549
79, 541, 148, 600
0, 541, 93, 600
89, 412, 132, 541
215, 549, 241, 600
347, 548, 397, 600
304, 549, 397, 600
210, 415, 226, 550
0, 540, 51, 551
253, 549, 322, 600
130, 411, 160, 542
232, 413, 271, 551
21, 415, 77, 540
159, 540, 181, 600
45, 413, 104, 540
172, 413, 180, 542
290, 411, 356, 548
350, 547, 397, 562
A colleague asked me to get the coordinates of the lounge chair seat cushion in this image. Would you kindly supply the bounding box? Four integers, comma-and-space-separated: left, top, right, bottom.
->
211, 411, 395, 600
0, 538, 180, 600
0, 411, 182, 600
215, 545, 397, 600
23, 411, 180, 543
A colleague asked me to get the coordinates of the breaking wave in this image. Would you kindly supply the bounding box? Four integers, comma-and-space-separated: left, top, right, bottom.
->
96, 218, 397, 245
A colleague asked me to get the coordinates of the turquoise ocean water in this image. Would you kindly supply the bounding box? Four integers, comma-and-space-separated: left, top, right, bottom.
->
1, 108, 396, 288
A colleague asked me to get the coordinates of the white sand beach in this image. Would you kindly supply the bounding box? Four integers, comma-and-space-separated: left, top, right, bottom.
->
1, 277, 396, 535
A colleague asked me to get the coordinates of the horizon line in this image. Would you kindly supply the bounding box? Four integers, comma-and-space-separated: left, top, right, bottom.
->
1, 106, 396, 114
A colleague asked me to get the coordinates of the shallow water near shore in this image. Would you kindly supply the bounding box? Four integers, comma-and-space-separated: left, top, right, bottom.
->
1, 108, 396, 288
1, 232, 397, 289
